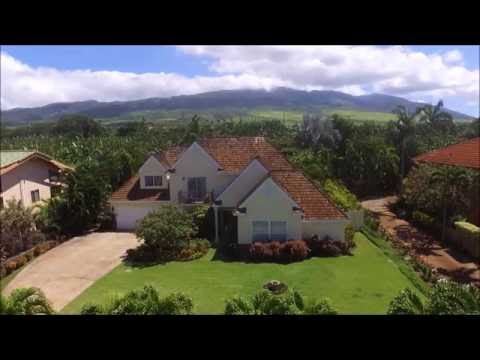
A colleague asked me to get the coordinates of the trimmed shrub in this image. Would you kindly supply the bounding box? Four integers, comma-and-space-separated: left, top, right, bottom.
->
127, 205, 203, 264
282, 240, 310, 262
307, 236, 342, 257
5, 260, 17, 274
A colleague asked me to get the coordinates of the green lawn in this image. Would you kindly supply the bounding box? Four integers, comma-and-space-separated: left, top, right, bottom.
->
325, 109, 397, 122
63, 233, 420, 314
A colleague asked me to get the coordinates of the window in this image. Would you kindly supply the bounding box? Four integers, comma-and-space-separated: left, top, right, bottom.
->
31, 190, 40, 203
145, 175, 162, 187
271, 221, 287, 241
188, 177, 207, 200
252, 221, 269, 241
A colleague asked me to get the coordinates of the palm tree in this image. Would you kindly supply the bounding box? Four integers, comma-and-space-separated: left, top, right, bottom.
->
0, 287, 54, 315
392, 106, 417, 192
418, 100, 454, 132
429, 165, 471, 243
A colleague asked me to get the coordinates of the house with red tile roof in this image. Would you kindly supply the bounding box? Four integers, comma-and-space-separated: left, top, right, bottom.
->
111, 137, 349, 244
414, 137, 480, 225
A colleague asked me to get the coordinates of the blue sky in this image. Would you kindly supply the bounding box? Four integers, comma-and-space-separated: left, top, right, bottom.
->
1, 45, 478, 116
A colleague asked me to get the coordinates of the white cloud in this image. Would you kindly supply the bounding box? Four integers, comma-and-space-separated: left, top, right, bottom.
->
179, 46, 479, 111
443, 50, 463, 64
1, 46, 479, 117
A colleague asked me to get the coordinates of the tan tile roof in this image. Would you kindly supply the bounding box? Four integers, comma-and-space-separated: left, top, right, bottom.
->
414, 137, 480, 170
111, 175, 170, 201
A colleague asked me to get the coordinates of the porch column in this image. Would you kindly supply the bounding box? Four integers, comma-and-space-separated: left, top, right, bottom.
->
214, 206, 219, 244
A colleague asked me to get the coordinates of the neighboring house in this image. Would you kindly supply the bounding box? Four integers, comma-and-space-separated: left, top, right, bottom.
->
111, 137, 349, 244
414, 137, 480, 226
0, 150, 71, 208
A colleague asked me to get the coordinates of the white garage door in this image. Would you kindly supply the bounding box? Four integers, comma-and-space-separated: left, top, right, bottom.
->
114, 203, 162, 230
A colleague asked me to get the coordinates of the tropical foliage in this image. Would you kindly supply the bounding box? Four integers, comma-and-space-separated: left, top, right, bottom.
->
224, 288, 337, 315
0, 287, 54, 315
79, 285, 193, 315
0, 200, 46, 259
388, 279, 480, 315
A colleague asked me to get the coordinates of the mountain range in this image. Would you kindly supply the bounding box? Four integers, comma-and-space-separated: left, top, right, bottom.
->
1, 87, 474, 124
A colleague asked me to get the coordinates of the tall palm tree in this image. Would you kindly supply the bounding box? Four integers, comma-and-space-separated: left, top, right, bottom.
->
392, 106, 417, 192
429, 165, 471, 243
418, 100, 454, 132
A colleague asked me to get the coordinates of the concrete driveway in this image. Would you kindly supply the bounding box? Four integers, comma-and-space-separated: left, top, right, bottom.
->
2, 232, 139, 311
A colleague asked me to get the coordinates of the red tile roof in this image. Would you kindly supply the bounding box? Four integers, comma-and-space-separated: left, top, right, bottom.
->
414, 137, 480, 170
198, 137, 293, 172
270, 171, 346, 220
113, 137, 347, 219
111, 175, 170, 201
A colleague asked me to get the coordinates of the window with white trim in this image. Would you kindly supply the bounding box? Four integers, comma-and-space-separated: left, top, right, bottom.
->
31, 189, 40, 203
252, 221, 269, 241
145, 175, 162, 187
270, 221, 287, 241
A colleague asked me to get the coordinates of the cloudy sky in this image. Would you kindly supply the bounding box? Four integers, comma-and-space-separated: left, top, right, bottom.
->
1, 45, 479, 116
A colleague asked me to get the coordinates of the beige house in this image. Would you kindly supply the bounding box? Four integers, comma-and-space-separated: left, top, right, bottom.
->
111, 137, 349, 244
0, 151, 70, 209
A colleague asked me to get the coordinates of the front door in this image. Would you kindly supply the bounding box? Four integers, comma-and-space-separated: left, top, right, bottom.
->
187, 177, 207, 202
220, 210, 238, 244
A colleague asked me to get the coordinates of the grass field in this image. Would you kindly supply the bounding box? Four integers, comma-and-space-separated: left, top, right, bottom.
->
62, 233, 422, 314
325, 109, 397, 122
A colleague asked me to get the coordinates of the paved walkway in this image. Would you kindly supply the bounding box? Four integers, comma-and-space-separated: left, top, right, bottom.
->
2, 232, 139, 311
361, 196, 480, 286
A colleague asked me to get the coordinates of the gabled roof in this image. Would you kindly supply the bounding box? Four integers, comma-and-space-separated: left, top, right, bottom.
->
270, 171, 346, 220
151, 137, 294, 173
0, 150, 71, 176
116, 137, 347, 220
414, 137, 480, 170
111, 175, 170, 202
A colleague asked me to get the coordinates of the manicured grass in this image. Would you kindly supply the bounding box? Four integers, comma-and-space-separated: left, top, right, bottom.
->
63, 233, 421, 314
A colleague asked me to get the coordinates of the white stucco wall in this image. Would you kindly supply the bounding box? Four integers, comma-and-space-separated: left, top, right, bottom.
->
301, 219, 349, 241
217, 159, 268, 207
237, 178, 302, 244
138, 156, 168, 189
168, 143, 236, 203
1, 158, 57, 207
112, 202, 169, 230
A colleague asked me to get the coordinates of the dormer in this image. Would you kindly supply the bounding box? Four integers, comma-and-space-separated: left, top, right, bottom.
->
138, 154, 168, 189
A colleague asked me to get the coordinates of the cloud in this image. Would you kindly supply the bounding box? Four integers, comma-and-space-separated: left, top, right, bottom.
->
179, 46, 479, 110
443, 50, 463, 64
1, 46, 479, 116
0, 52, 289, 110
